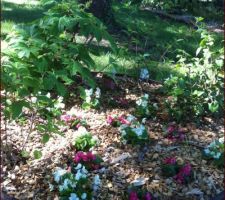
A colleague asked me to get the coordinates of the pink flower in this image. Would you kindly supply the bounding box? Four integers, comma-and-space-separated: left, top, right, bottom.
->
86, 152, 96, 161
164, 157, 176, 165
118, 116, 130, 125
144, 192, 152, 200
167, 125, 175, 133
129, 191, 139, 200
81, 154, 89, 162
107, 116, 114, 124
76, 123, 81, 129
180, 164, 192, 176
61, 114, 75, 123
74, 151, 84, 163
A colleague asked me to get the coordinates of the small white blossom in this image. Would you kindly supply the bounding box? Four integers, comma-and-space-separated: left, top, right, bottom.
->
53, 168, 67, 183
46, 92, 51, 98
141, 100, 148, 108
140, 68, 149, 80
81, 193, 87, 199
31, 97, 37, 103
86, 96, 91, 103
141, 118, 146, 124
219, 137, 224, 143
204, 148, 210, 154
69, 193, 80, 200
95, 87, 101, 98
144, 94, 149, 99
75, 163, 82, 170
85, 88, 93, 96
136, 99, 142, 106
126, 115, 136, 122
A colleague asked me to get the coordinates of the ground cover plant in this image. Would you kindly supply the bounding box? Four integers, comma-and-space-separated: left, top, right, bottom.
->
1, 0, 224, 199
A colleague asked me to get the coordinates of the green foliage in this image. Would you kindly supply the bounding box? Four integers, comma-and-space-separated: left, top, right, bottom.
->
2, 0, 116, 144
163, 25, 224, 122
74, 132, 98, 151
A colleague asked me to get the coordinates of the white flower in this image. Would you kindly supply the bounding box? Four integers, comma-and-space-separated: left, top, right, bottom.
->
75, 163, 82, 170
69, 193, 80, 200
136, 99, 142, 106
86, 96, 91, 103
95, 87, 101, 98
127, 115, 136, 122
31, 97, 37, 103
133, 125, 145, 137
144, 94, 149, 99
85, 88, 93, 96
93, 175, 101, 191
141, 100, 148, 108
219, 137, 224, 143
214, 152, 221, 159
55, 97, 65, 109
53, 168, 67, 183
75, 170, 82, 181
204, 148, 210, 155
140, 68, 149, 80
81, 193, 87, 199
77, 127, 88, 137
141, 118, 146, 124
46, 92, 51, 98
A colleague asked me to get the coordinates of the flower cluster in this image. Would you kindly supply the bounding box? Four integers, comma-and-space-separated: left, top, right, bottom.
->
119, 116, 149, 145
135, 94, 150, 118
53, 163, 101, 200
74, 127, 98, 151
164, 124, 185, 141
73, 151, 103, 170
61, 114, 87, 129
203, 137, 224, 167
81, 87, 101, 110
128, 187, 153, 200
162, 157, 192, 184
107, 115, 130, 127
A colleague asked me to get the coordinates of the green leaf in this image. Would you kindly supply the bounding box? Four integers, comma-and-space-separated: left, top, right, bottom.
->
11, 101, 29, 119
56, 82, 67, 96
208, 102, 219, 113
21, 150, 30, 158
33, 150, 42, 159
42, 134, 50, 144
82, 102, 91, 110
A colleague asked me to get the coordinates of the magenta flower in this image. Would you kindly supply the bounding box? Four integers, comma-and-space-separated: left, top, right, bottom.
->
174, 173, 184, 184
118, 116, 130, 125
144, 192, 152, 200
164, 157, 177, 165
129, 191, 139, 200
167, 125, 176, 133
180, 164, 192, 176
74, 151, 84, 163
107, 116, 114, 124
86, 152, 96, 160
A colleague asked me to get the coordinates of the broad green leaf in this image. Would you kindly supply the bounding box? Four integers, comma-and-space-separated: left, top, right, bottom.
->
33, 150, 42, 159
42, 134, 50, 144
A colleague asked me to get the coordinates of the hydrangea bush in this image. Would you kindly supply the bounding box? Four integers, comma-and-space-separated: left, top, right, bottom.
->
119, 115, 149, 145
53, 164, 101, 200
203, 137, 224, 168
74, 128, 98, 151
161, 157, 193, 184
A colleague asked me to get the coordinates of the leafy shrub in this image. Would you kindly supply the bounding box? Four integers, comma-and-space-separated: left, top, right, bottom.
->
53, 164, 101, 199
163, 24, 224, 122
203, 137, 224, 168
74, 128, 98, 151
2, 0, 116, 121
